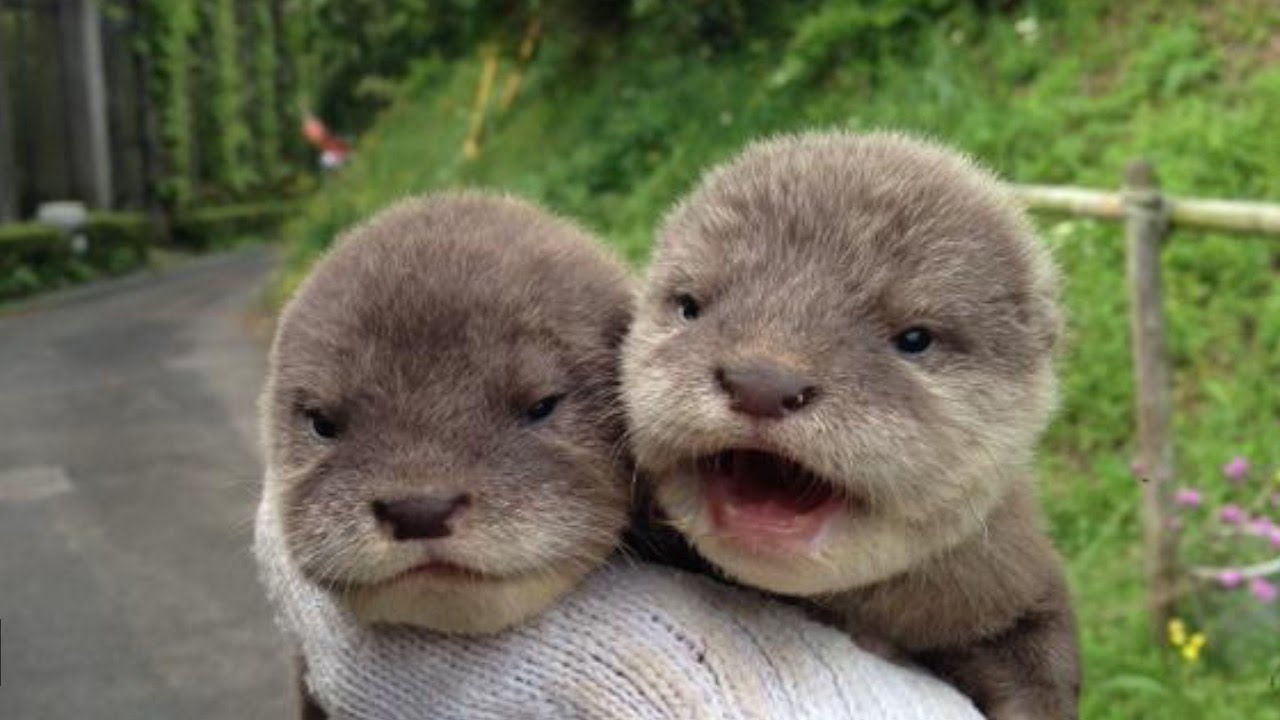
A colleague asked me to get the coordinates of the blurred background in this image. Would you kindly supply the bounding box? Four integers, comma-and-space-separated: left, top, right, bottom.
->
1, 1, 1277, 718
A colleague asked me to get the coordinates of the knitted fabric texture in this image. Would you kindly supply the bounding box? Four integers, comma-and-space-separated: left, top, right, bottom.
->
255, 494, 981, 720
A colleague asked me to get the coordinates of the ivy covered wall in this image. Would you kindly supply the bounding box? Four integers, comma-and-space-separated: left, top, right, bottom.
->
124, 0, 791, 210
134, 0, 311, 209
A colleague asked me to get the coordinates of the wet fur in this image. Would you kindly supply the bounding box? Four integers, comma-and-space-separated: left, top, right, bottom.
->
623, 132, 1080, 719
261, 191, 634, 637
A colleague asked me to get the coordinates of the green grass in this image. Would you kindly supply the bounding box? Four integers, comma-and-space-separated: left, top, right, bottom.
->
281, 2, 1280, 716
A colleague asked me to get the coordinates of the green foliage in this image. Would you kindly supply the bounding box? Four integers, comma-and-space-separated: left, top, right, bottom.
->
294, 1, 797, 133
768, 0, 958, 88
0, 214, 155, 301
280, 0, 317, 108
143, 0, 197, 207
254, 3, 284, 182
627, 0, 765, 50
1125, 24, 1221, 101
303, 0, 450, 130
0, 224, 75, 301
173, 202, 297, 249
2, 199, 296, 301
209, 0, 254, 192
0, 223, 65, 270
135, 0, 300, 206
81, 212, 156, 273
0, 223, 63, 246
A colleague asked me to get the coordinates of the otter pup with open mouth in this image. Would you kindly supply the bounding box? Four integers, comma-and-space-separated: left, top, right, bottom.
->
623, 132, 1080, 719
259, 191, 633, 636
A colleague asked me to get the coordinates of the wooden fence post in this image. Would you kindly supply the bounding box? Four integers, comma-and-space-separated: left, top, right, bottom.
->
1123, 159, 1177, 638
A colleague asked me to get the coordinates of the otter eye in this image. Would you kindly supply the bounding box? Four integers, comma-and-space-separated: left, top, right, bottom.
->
894, 327, 934, 355
674, 294, 701, 321
306, 409, 340, 440
524, 394, 565, 424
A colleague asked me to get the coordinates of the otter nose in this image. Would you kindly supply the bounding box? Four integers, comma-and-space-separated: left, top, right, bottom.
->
715, 361, 818, 419
372, 494, 470, 541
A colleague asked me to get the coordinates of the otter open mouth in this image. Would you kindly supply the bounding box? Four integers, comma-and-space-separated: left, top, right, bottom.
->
696, 449, 845, 550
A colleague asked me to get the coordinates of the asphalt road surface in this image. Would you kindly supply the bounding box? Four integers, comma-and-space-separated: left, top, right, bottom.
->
0, 247, 292, 718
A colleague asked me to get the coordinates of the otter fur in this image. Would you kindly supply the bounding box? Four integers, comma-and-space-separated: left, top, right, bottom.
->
261, 191, 634, 636
622, 132, 1080, 719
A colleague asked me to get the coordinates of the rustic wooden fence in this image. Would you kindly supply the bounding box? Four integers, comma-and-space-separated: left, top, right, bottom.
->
1011, 161, 1280, 638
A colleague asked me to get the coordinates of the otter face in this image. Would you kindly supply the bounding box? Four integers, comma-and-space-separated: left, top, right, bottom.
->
623, 133, 1061, 596
262, 193, 632, 633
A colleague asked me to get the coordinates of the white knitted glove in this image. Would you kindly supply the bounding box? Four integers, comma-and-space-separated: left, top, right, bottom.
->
255, 496, 980, 720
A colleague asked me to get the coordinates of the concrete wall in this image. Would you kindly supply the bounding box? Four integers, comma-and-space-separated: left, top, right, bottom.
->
0, 40, 15, 222
58, 0, 113, 209
0, 0, 142, 220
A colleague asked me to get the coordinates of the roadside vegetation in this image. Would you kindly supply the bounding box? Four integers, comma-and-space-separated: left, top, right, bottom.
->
0, 0, 318, 301
0, 203, 295, 302
281, 2, 1280, 717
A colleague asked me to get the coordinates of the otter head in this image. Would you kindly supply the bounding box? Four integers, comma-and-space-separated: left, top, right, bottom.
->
262, 192, 633, 634
623, 132, 1061, 596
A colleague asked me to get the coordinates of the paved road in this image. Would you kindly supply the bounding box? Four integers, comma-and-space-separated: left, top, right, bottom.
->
0, 247, 291, 718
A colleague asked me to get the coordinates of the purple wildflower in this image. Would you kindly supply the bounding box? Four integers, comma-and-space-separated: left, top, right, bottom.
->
1219, 504, 1247, 525
1270, 528, 1280, 549
1222, 456, 1249, 482
1247, 517, 1275, 537
1218, 570, 1245, 589
1248, 578, 1277, 604
1174, 488, 1202, 508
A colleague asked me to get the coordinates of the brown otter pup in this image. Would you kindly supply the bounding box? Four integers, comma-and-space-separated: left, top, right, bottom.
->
622, 132, 1079, 719
260, 191, 633, 637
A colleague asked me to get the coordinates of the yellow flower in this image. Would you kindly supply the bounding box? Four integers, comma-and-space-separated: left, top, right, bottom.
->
1181, 632, 1207, 663
1167, 618, 1187, 647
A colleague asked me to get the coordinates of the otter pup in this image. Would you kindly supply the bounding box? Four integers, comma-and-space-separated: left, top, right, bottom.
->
260, 191, 633, 636
622, 132, 1079, 719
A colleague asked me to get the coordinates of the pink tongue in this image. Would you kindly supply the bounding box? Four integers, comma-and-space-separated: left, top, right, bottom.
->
703, 454, 840, 549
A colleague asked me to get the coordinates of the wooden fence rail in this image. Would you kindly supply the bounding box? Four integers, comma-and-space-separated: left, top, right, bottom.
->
1011, 160, 1280, 640
1013, 182, 1280, 236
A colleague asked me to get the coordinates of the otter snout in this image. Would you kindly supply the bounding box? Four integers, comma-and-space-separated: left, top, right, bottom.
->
714, 359, 819, 419
371, 494, 471, 541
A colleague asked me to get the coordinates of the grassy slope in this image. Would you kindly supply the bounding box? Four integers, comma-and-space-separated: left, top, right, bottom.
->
283, 2, 1280, 717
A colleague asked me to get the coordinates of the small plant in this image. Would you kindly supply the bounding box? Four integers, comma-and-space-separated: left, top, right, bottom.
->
1170, 455, 1280, 667
1167, 617, 1207, 664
